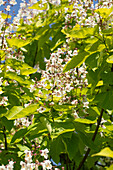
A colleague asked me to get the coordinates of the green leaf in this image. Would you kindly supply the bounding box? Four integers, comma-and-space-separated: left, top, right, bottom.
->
0, 107, 7, 118
11, 128, 27, 143
7, 93, 20, 106
0, 50, 5, 61
0, 116, 13, 132
29, 1, 47, 10
92, 147, 113, 158
54, 121, 74, 130
50, 136, 65, 163
38, 29, 52, 51
40, 117, 52, 134
93, 91, 113, 110
85, 52, 99, 69
63, 133, 79, 160
106, 55, 113, 63
36, 49, 46, 70
107, 164, 113, 170
16, 144, 30, 151
62, 27, 95, 39
6, 104, 39, 120
1, 13, 11, 19
6, 38, 31, 48
6, 106, 23, 120
20, 68, 37, 75
53, 104, 73, 111
105, 125, 113, 131
95, 7, 113, 18
74, 118, 97, 124
6, 58, 31, 70
79, 132, 97, 150
5, 72, 27, 84
63, 51, 89, 72
85, 40, 101, 52
102, 72, 113, 85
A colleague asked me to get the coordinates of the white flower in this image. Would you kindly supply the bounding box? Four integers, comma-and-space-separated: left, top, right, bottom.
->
37, 106, 46, 113
20, 161, 26, 170
71, 99, 78, 105
8, 161, 14, 167
6, 66, 14, 72
73, 50, 78, 56
0, 165, 6, 170
0, 77, 3, 86
29, 84, 36, 93
83, 101, 89, 108
6, 5, 11, 11
24, 150, 32, 163
73, 110, 79, 119
40, 148, 49, 159
10, 0, 17, 5
49, 0, 60, 5
3, 97, 8, 101
41, 160, 52, 170
0, 0, 4, 6
24, 103, 30, 108
6, 164, 13, 170
26, 163, 35, 170
29, 0, 37, 3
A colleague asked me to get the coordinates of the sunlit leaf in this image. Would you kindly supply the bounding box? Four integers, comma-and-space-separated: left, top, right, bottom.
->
107, 164, 113, 170
29, 2, 47, 10
92, 147, 113, 158
20, 68, 37, 75
63, 51, 89, 72
6, 104, 39, 120
6, 38, 31, 48
1, 13, 11, 19
106, 55, 113, 63
74, 118, 97, 124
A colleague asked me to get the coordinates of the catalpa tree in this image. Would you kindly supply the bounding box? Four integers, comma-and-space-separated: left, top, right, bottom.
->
0, 0, 113, 169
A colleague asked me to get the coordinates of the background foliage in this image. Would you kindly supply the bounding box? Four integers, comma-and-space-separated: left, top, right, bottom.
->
0, 0, 113, 169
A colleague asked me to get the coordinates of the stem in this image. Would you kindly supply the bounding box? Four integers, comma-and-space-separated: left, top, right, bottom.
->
73, 162, 75, 170
77, 108, 104, 170
66, 157, 69, 170
33, 42, 38, 67
3, 126, 8, 150
1, 11, 9, 49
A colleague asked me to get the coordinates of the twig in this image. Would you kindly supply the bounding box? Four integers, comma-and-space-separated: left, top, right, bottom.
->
3, 126, 8, 150
77, 108, 104, 170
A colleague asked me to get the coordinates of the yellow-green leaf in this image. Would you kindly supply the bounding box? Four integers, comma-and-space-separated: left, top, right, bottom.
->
92, 147, 113, 158
106, 55, 113, 63
75, 118, 97, 124
29, 2, 47, 10
6, 38, 31, 48
106, 164, 113, 170
20, 68, 37, 75
1, 13, 11, 19
63, 51, 89, 72
6, 104, 39, 120
95, 7, 113, 18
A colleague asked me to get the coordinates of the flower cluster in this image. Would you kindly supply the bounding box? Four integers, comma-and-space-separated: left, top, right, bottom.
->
20, 148, 52, 170
34, 45, 89, 118
14, 117, 31, 127
0, 148, 53, 170
0, 96, 8, 106
0, 160, 14, 170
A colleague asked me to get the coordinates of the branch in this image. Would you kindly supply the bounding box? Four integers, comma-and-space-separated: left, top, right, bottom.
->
77, 108, 104, 170
3, 126, 8, 150
33, 44, 38, 67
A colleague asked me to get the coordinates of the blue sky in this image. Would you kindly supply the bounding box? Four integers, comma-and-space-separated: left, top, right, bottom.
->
0, 0, 29, 21
0, 0, 98, 22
